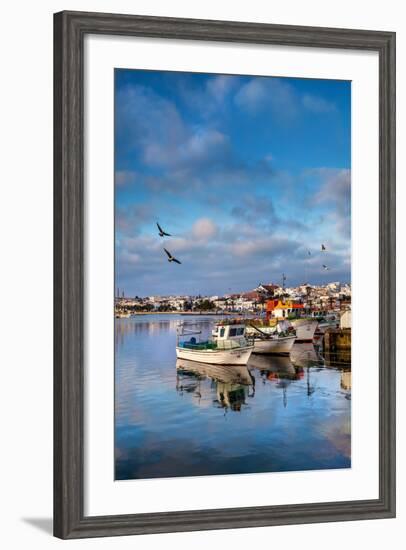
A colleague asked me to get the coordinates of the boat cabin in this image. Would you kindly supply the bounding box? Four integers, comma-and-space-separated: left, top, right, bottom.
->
212, 322, 247, 341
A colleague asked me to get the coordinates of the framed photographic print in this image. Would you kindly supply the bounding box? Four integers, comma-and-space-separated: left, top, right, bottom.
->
54, 11, 396, 539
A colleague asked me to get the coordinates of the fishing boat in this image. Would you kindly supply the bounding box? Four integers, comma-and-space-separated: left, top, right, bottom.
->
252, 334, 296, 355
264, 300, 317, 342
176, 320, 254, 365
248, 321, 296, 355
115, 311, 131, 319
312, 313, 340, 344
290, 319, 319, 342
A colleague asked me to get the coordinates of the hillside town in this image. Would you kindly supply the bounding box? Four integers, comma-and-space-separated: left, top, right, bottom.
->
115, 281, 351, 317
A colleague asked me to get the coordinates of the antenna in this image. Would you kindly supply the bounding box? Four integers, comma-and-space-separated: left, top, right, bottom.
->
282, 273, 286, 290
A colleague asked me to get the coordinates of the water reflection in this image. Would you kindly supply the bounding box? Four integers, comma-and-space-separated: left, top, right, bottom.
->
340, 370, 351, 391
115, 315, 351, 480
247, 355, 306, 408
290, 342, 324, 368
176, 359, 255, 412
323, 349, 352, 368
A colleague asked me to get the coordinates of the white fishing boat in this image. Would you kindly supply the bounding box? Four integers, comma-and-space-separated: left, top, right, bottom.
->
176, 320, 254, 365
248, 321, 296, 355
313, 313, 340, 344
252, 335, 296, 355
115, 311, 131, 319
290, 319, 318, 342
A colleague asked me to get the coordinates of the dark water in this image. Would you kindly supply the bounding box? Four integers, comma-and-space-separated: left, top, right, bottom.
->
115, 314, 351, 480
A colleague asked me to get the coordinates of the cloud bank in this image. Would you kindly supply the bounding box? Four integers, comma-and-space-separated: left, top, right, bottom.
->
115, 70, 351, 296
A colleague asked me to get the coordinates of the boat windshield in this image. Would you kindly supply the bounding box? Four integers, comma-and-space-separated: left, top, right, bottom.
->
229, 327, 245, 337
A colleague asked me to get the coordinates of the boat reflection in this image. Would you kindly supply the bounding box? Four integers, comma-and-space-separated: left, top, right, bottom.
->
248, 353, 305, 407
340, 369, 351, 391
290, 342, 324, 368
175, 343, 351, 412
176, 358, 255, 412
248, 353, 304, 380
322, 347, 351, 394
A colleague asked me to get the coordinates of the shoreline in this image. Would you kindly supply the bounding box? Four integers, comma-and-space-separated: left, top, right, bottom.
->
118, 311, 233, 316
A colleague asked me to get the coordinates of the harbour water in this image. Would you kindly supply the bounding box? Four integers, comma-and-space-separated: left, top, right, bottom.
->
115, 314, 351, 480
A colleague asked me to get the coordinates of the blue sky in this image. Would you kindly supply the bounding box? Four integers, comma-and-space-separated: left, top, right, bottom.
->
115, 69, 351, 297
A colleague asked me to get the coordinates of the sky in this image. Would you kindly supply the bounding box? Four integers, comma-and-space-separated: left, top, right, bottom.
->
115, 69, 351, 297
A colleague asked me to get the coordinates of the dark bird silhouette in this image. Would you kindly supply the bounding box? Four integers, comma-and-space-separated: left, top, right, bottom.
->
308, 250, 311, 256
156, 222, 171, 237
164, 248, 181, 264
322, 264, 329, 270
321, 244, 326, 251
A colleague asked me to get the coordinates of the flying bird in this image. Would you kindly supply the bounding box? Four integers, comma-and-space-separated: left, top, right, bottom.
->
308, 250, 312, 256
164, 248, 181, 264
156, 222, 171, 237
321, 244, 326, 251
322, 264, 329, 270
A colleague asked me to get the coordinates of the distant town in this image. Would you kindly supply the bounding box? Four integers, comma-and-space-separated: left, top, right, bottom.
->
115, 281, 351, 317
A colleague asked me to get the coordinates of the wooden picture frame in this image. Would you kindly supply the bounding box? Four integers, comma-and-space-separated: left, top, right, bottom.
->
54, 10, 396, 539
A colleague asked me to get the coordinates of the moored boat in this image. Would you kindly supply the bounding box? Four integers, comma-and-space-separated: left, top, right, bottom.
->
247, 321, 296, 355
290, 319, 318, 342
252, 334, 296, 355
176, 320, 254, 365
115, 311, 131, 319
313, 313, 340, 344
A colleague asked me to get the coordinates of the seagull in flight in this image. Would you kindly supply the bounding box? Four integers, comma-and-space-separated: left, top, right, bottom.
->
307, 250, 312, 256
321, 244, 326, 251
322, 264, 329, 271
164, 248, 181, 264
156, 222, 171, 237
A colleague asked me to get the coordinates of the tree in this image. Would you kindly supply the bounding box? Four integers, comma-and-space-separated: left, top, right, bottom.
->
193, 299, 215, 311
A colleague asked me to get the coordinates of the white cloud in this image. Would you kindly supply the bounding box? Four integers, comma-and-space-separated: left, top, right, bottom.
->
206, 75, 237, 102
235, 77, 297, 118
140, 121, 230, 170
313, 168, 351, 215
192, 218, 218, 241
167, 237, 194, 253
235, 79, 337, 119
180, 129, 228, 163
302, 94, 336, 113
231, 236, 299, 258
308, 168, 351, 241
118, 250, 141, 265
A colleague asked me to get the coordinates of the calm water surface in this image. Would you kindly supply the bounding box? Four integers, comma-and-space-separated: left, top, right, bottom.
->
115, 314, 351, 480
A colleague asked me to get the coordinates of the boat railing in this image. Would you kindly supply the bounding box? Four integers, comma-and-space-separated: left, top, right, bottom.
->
176, 323, 204, 345
217, 337, 252, 350
176, 321, 202, 334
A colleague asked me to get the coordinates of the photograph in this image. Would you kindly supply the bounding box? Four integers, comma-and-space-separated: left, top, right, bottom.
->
0, 1, 397, 544
114, 68, 352, 481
